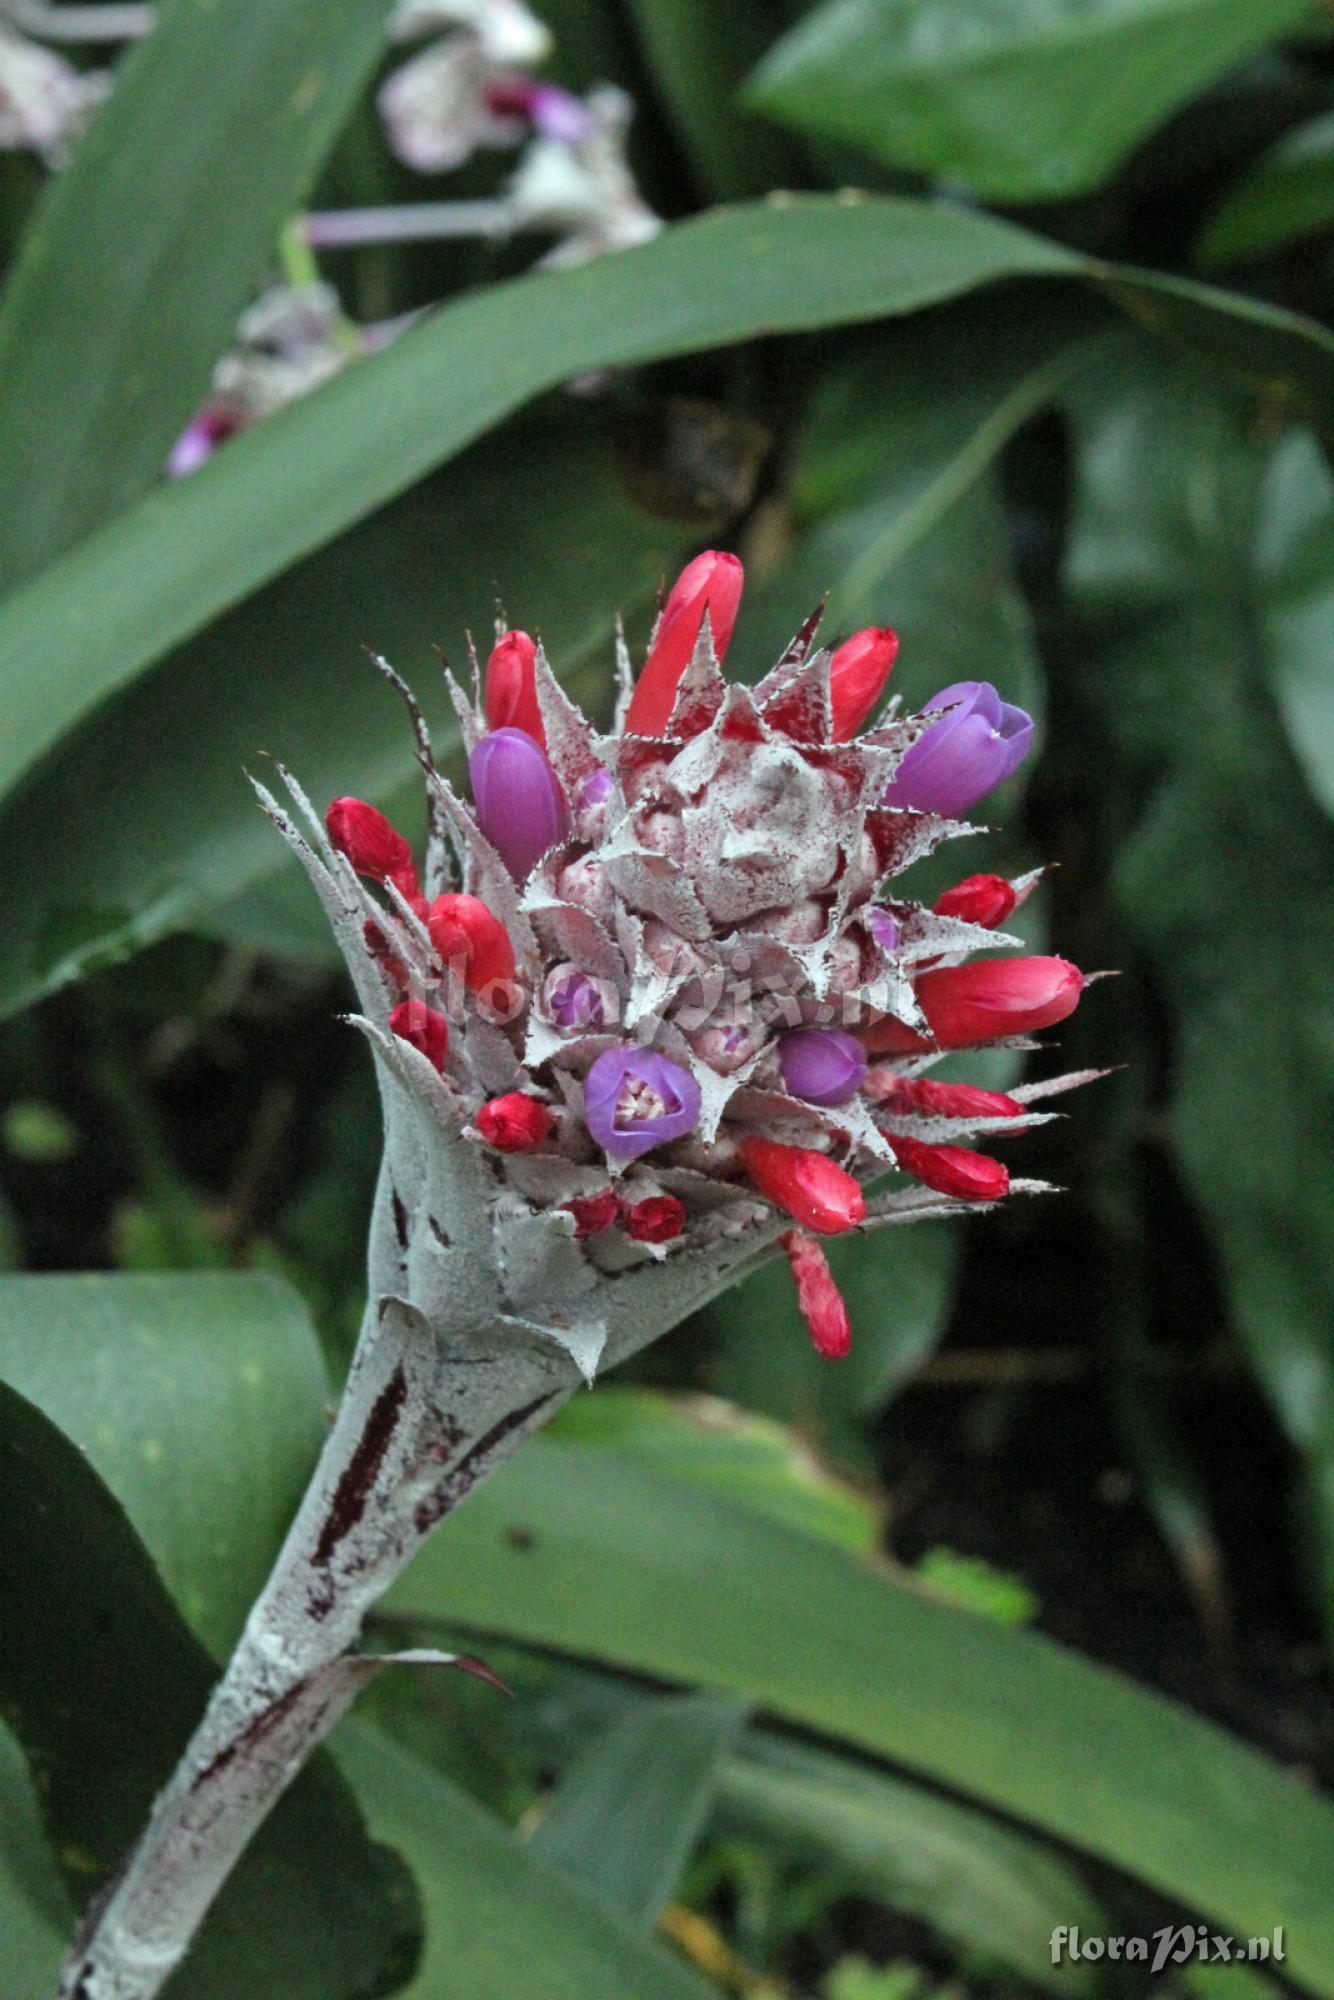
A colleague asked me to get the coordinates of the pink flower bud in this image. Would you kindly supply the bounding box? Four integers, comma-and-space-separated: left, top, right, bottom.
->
867, 956, 1084, 1054
326, 797, 418, 897
427, 894, 516, 991
565, 1189, 621, 1238
738, 1137, 865, 1236
868, 1075, 1024, 1123
625, 550, 743, 736
828, 626, 898, 739
484, 630, 545, 746
477, 1092, 554, 1152
469, 727, 570, 882
782, 1229, 852, 1358
932, 874, 1017, 930
624, 1194, 685, 1243
890, 1135, 1009, 1202
389, 999, 448, 1071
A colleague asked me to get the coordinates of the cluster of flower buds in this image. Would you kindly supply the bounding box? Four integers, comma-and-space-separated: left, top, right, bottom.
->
318, 549, 1092, 1363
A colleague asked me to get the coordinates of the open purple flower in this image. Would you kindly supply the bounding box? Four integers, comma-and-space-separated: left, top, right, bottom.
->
547, 966, 607, 1030
469, 726, 569, 881
584, 1046, 701, 1162
777, 1028, 867, 1108
881, 682, 1033, 820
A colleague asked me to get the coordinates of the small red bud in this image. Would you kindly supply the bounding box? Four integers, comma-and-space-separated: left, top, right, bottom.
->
389, 999, 448, 1071
738, 1136, 866, 1236
625, 550, 744, 737
828, 626, 898, 739
932, 873, 1017, 930
891, 1135, 1009, 1202
623, 1194, 685, 1243
866, 956, 1084, 1054
484, 629, 545, 746
867, 1074, 1024, 1123
782, 1229, 852, 1359
427, 893, 517, 992
327, 797, 418, 895
565, 1189, 621, 1238
476, 1092, 554, 1152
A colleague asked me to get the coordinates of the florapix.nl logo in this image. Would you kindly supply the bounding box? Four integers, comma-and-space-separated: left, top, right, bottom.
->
1051, 1925, 1285, 1972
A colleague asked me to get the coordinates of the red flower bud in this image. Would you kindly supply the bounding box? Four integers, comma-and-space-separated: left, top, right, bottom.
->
389, 999, 448, 1071
427, 893, 516, 991
869, 1075, 1024, 1123
828, 626, 898, 739
625, 550, 743, 736
565, 1189, 621, 1238
484, 629, 545, 747
866, 956, 1083, 1054
890, 1135, 1009, 1203
623, 1194, 685, 1243
327, 797, 418, 896
782, 1229, 852, 1359
476, 1092, 554, 1152
738, 1136, 866, 1236
932, 873, 1017, 930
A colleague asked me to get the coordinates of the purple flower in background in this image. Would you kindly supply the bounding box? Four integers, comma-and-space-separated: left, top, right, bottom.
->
881, 682, 1033, 820
584, 1046, 701, 1161
777, 1028, 867, 1108
469, 726, 569, 881
547, 966, 606, 1030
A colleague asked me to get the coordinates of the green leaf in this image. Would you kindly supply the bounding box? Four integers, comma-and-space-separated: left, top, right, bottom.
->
0, 1271, 328, 1657
384, 1436, 1334, 1994
0, 195, 1329, 832
0, 414, 685, 1020
550, 1388, 878, 1554
714, 1735, 1105, 1995
622, 0, 795, 199
0, 1723, 68, 2000
1196, 111, 1334, 268
531, 1691, 749, 1929
0, 0, 394, 590
746, 0, 1314, 202
0, 1378, 421, 2000
1254, 427, 1334, 815
336, 1721, 724, 2000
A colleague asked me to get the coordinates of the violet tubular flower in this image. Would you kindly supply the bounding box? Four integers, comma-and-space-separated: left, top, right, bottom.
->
469, 724, 569, 880
777, 1027, 867, 1108
584, 1046, 701, 1163
882, 680, 1034, 819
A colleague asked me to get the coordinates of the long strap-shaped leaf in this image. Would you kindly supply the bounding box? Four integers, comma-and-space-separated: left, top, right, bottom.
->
0, 0, 395, 593
0, 195, 1330, 816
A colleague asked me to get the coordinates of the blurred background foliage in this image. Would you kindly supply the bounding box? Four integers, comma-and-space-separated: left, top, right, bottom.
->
0, 1, 1331, 1997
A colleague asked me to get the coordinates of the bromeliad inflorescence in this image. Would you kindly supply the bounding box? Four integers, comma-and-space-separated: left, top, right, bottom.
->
270, 550, 1095, 1367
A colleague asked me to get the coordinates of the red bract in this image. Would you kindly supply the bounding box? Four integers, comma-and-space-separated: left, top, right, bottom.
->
782, 1230, 852, 1358
828, 626, 898, 739
891, 1135, 1008, 1202
738, 1136, 865, 1236
869, 1075, 1024, 1123
565, 1189, 621, 1238
477, 1093, 554, 1152
484, 629, 545, 746
326, 797, 418, 898
932, 873, 1017, 930
624, 1194, 686, 1243
867, 956, 1083, 1053
427, 893, 516, 991
389, 999, 448, 1071
625, 550, 743, 736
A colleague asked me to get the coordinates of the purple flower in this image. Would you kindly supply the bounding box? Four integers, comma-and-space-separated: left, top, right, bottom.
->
880, 682, 1033, 819
528, 84, 593, 145
777, 1028, 867, 1108
577, 766, 614, 810
547, 967, 606, 1031
469, 727, 569, 881
584, 1046, 701, 1161
865, 907, 901, 953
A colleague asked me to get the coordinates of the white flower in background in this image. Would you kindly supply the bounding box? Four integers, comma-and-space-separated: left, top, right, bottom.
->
0, 22, 109, 162
505, 84, 661, 266
388, 0, 551, 63
169, 281, 353, 477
